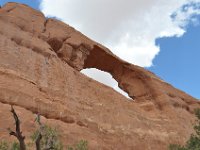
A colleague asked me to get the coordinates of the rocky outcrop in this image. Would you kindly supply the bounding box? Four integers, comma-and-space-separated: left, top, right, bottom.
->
0, 2, 200, 149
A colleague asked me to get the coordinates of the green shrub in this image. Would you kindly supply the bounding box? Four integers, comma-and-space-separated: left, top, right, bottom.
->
169, 108, 200, 150
0, 141, 9, 150
0, 141, 20, 150
31, 125, 63, 150
67, 140, 88, 150
10, 142, 20, 150
1, 107, 89, 150
169, 144, 187, 150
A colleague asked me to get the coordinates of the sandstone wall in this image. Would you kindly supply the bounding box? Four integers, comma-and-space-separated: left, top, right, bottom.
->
0, 3, 199, 149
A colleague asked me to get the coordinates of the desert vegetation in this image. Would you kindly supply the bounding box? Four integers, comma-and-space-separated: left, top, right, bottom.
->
169, 109, 200, 150
0, 106, 88, 150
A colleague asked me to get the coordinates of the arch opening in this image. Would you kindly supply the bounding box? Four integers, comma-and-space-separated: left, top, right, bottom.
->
81, 68, 131, 99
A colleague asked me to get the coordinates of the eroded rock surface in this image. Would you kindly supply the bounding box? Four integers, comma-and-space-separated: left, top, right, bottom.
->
0, 2, 200, 150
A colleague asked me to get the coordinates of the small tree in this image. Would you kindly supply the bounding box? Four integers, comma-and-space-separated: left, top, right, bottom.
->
1, 106, 88, 150
31, 115, 63, 150
7, 106, 26, 150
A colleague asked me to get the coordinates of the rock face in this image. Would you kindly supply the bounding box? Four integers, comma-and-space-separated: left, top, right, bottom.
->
0, 2, 200, 150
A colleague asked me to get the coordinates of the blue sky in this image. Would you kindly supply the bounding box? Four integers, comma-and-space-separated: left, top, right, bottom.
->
1, 0, 200, 99
0, 0, 40, 9
150, 23, 200, 99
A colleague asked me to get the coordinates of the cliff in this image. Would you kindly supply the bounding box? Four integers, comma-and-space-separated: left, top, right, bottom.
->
0, 2, 199, 150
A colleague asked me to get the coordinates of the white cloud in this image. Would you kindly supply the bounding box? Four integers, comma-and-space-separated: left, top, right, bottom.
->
40, 0, 200, 97
172, 2, 200, 27
40, 0, 200, 67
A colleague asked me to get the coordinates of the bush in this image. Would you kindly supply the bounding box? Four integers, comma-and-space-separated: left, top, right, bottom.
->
1, 107, 89, 150
67, 140, 88, 150
169, 144, 187, 150
31, 125, 63, 150
0, 141, 20, 150
169, 108, 200, 150
0, 141, 8, 150
10, 142, 20, 150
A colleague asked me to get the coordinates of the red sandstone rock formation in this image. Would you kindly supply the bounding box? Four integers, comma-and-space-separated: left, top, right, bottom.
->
0, 2, 200, 150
